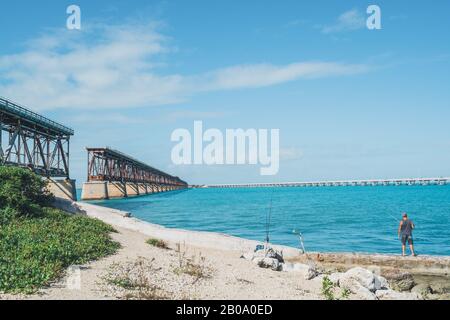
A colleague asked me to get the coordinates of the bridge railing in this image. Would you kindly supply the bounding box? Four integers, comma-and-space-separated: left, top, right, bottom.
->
206, 178, 450, 188
86, 147, 188, 186
0, 96, 74, 136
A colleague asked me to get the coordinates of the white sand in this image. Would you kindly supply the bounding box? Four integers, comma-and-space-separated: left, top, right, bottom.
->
1, 202, 323, 300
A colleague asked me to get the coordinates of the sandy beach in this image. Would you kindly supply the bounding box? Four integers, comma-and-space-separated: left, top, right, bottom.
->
1, 201, 449, 300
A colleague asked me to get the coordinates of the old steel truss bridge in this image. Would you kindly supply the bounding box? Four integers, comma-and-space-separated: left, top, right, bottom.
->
0, 96, 74, 178
82, 148, 188, 200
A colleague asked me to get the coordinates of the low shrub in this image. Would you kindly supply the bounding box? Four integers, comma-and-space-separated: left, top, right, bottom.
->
0, 208, 120, 294
321, 276, 351, 300
0, 166, 54, 223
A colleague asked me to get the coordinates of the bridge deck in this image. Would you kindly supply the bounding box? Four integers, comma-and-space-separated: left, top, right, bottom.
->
0, 96, 73, 137
207, 178, 450, 188
1, 96, 72, 178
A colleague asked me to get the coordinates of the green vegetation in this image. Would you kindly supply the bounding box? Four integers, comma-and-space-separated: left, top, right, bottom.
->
146, 238, 169, 249
321, 276, 351, 300
322, 276, 336, 300
0, 166, 120, 294
0, 166, 53, 224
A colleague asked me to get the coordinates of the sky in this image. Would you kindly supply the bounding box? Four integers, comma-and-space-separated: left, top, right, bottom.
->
0, 0, 449, 186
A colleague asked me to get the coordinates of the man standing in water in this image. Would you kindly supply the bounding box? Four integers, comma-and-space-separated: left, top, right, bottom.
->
398, 213, 416, 256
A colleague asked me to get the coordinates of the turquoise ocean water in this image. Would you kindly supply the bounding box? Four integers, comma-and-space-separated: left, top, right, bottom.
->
78, 185, 450, 256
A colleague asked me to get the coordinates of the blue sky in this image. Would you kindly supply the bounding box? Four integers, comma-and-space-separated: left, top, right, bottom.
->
1, 0, 449, 185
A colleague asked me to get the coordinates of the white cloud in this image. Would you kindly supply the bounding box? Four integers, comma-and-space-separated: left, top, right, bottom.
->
198, 62, 368, 91
0, 22, 370, 111
166, 110, 228, 121
70, 112, 146, 124
322, 9, 366, 34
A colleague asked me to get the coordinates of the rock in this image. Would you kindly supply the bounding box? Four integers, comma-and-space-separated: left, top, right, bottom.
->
422, 292, 450, 300
436, 293, 450, 300
411, 283, 432, 296
430, 282, 450, 295
245, 247, 285, 272
328, 272, 344, 286
295, 263, 318, 280
375, 289, 421, 300
245, 248, 284, 262
374, 275, 389, 290
344, 281, 377, 300
264, 248, 284, 263
386, 272, 415, 292
425, 293, 442, 300
253, 257, 281, 271
352, 286, 378, 300
340, 267, 377, 292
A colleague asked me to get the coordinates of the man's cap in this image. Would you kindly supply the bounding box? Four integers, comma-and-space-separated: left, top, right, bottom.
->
402, 212, 408, 217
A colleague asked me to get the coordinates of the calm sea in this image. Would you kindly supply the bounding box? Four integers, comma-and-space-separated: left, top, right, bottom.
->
78, 185, 450, 256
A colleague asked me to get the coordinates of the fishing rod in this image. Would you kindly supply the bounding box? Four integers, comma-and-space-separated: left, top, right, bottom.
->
293, 229, 315, 267
293, 229, 307, 255
386, 211, 400, 223
265, 190, 274, 246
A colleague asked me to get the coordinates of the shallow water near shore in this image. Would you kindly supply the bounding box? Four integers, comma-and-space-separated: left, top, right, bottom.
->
79, 185, 450, 256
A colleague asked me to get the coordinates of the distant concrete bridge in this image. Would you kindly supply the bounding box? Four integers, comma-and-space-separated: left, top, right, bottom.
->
206, 177, 450, 189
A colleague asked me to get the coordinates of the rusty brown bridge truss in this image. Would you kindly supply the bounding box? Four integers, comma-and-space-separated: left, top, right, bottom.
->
82, 148, 188, 200
0, 97, 73, 178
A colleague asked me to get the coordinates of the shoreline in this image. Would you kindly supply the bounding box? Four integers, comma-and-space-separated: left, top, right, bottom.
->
72, 201, 301, 257
71, 201, 450, 275
74, 202, 450, 263
2, 199, 445, 300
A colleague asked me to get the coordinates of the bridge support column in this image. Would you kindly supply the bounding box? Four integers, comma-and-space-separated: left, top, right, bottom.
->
81, 181, 109, 200
140, 183, 148, 195
108, 182, 128, 198
47, 179, 77, 201
82, 181, 131, 200
125, 183, 139, 197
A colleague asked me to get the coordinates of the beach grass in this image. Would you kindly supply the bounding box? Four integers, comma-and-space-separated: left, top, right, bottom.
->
146, 238, 169, 249
173, 244, 211, 283
104, 258, 169, 300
